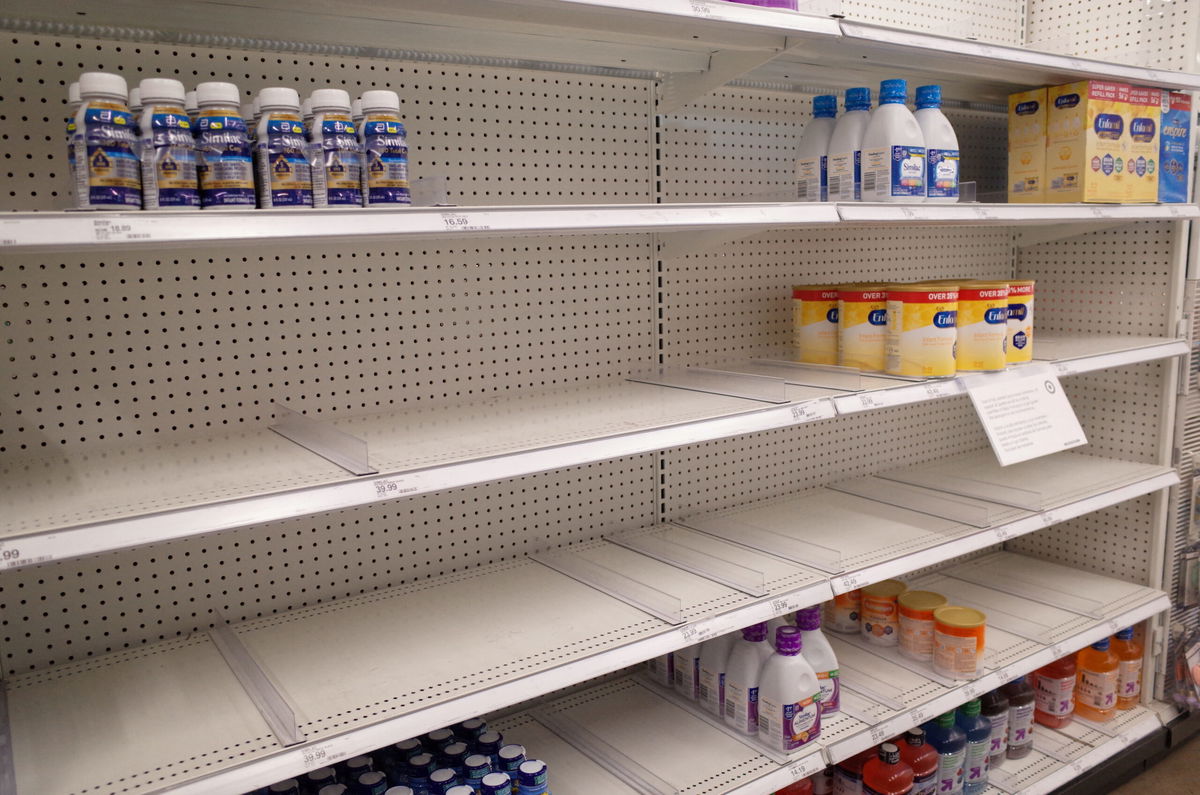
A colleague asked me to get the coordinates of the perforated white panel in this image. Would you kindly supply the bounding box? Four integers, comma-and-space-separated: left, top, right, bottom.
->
1025, 0, 1200, 70
841, 0, 1025, 45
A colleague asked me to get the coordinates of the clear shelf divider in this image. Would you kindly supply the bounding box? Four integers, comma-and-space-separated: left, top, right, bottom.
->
941, 569, 1106, 619
840, 680, 908, 713
529, 551, 685, 624
828, 476, 1000, 528
876, 469, 1045, 511
833, 632, 971, 688
607, 530, 768, 597
679, 515, 844, 573
531, 706, 680, 795
729, 359, 864, 391
627, 368, 789, 403
269, 403, 377, 476
208, 624, 305, 747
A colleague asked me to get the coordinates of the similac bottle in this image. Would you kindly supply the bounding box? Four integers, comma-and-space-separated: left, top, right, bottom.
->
826, 87, 872, 202
1074, 637, 1119, 722
1033, 654, 1077, 728
861, 743, 913, 795
127, 87, 143, 132
861, 79, 926, 202
955, 700, 990, 795
1000, 676, 1035, 759
184, 89, 199, 126
309, 88, 364, 207
360, 89, 412, 205
913, 85, 960, 203
757, 626, 822, 752
796, 606, 840, 714
136, 78, 199, 210
833, 747, 875, 795
724, 623, 773, 735
673, 643, 702, 700
255, 87, 313, 208
796, 94, 837, 202
73, 71, 142, 209
646, 653, 674, 688
1113, 627, 1144, 709
767, 613, 795, 649
194, 82, 256, 208
898, 728, 938, 795
925, 711, 965, 795
979, 688, 1009, 768
698, 631, 737, 717
65, 81, 81, 201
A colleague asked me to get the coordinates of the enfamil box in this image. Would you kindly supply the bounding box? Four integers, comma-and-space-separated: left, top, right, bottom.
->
1046, 80, 1130, 202
1160, 91, 1192, 203
1008, 88, 1046, 202
1126, 86, 1161, 203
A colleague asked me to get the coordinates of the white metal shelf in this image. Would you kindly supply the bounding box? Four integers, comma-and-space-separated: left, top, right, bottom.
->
0, 336, 1185, 570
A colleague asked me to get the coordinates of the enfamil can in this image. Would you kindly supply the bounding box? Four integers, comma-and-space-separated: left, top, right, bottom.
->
956, 282, 1009, 372
838, 284, 888, 372
885, 283, 958, 377
1007, 280, 1035, 364
793, 285, 840, 366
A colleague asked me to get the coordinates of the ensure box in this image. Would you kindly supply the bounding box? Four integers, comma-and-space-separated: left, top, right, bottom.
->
1008, 88, 1046, 202
1126, 86, 1161, 202
1160, 91, 1192, 203
1046, 80, 1130, 203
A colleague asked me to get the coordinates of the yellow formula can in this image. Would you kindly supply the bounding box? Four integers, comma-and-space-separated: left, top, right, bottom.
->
838, 284, 888, 372
885, 282, 959, 377
956, 281, 1010, 372
1007, 280, 1035, 364
792, 285, 840, 365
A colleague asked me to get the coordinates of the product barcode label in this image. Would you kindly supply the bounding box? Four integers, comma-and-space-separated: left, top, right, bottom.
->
440, 212, 491, 233
791, 399, 834, 423
301, 741, 349, 770
862, 171, 878, 195
371, 477, 422, 499
0, 543, 54, 569
93, 219, 152, 242
827, 175, 842, 197
838, 571, 864, 592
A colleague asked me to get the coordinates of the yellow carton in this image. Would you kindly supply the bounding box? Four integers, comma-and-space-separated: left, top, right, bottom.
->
1046, 80, 1130, 203
1008, 88, 1047, 203
1126, 86, 1161, 202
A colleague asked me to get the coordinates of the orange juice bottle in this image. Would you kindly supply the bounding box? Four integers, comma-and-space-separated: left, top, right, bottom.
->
1033, 654, 1076, 728
1112, 627, 1143, 709
1075, 637, 1119, 722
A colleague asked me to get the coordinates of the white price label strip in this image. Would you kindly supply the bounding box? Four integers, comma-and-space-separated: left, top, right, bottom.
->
837, 571, 865, 592
300, 740, 350, 771
440, 212, 491, 233
92, 218, 155, 243
0, 541, 55, 569
680, 621, 718, 645
791, 399, 836, 423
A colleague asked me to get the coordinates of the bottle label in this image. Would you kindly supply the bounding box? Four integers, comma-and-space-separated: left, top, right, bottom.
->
141, 108, 199, 208
964, 739, 989, 787
987, 711, 1009, 758
796, 155, 825, 202
900, 614, 937, 659
1119, 658, 1143, 701
257, 115, 312, 207
863, 145, 926, 199
1077, 668, 1118, 710
698, 665, 724, 715
861, 591, 900, 645
936, 748, 965, 795
724, 680, 758, 734
77, 102, 142, 208
911, 770, 937, 795
758, 692, 821, 751
824, 591, 861, 633
363, 116, 411, 205
1007, 702, 1034, 750
1035, 672, 1076, 716
933, 629, 981, 679
816, 669, 840, 713
317, 114, 363, 206
672, 653, 700, 699
927, 147, 960, 198
195, 112, 256, 207
827, 150, 861, 202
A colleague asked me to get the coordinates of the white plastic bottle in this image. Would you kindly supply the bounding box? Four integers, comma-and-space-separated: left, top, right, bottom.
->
826, 87, 871, 202
861, 79, 926, 202
351, 98, 364, 130
194, 82, 256, 208
796, 94, 836, 202
308, 88, 363, 207
127, 87, 143, 132
698, 632, 736, 717
184, 89, 199, 126
255, 87, 313, 208
73, 71, 142, 210
724, 623, 773, 735
796, 606, 840, 715
672, 643, 702, 700
757, 626, 822, 752
914, 85, 960, 203
359, 89, 412, 206
137, 78, 199, 210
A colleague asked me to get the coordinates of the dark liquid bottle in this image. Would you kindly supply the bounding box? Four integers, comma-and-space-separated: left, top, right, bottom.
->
1001, 675, 1036, 759
979, 688, 1010, 768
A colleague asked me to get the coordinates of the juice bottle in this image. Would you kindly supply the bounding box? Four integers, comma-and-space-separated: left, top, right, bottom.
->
1113, 627, 1144, 709
833, 747, 875, 795
979, 688, 1009, 768
1075, 637, 1119, 722
1033, 655, 1077, 728
955, 700, 990, 794
861, 742, 913, 795
925, 711, 965, 795
898, 728, 938, 795
1000, 676, 1035, 759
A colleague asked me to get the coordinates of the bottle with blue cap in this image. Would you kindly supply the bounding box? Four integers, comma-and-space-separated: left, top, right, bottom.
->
473, 729, 504, 765
316, 785, 348, 795
914, 85, 960, 203
516, 760, 550, 795
303, 766, 338, 793
796, 94, 837, 202
404, 752, 436, 793
383, 788, 416, 795
861, 79, 926, 202
428, 767, 460, 795
826, 87, 872, 202
479, 771, 513, 795
357, 770, 391, 795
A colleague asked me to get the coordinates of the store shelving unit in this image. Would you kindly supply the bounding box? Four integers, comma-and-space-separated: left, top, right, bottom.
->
1, 0, 1196, 793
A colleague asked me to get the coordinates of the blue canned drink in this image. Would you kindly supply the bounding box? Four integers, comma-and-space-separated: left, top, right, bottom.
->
428, 767, 460, 795
439, 741, 469, 774
358, 770, 390, 795
515, 760, 549, 795
479, 772, 512, 795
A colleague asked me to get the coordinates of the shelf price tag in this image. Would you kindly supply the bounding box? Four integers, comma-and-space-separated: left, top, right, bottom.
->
0, 542, 54, 570
440, 212, 491, 233
300, 740, 350, 771
836, 571, 866, 593
688, 0, 713, 15
966, 368, 1087, 466
923, 380, 960, 400
680, 621, 718, 645
791, 399, 835, 423
92, 218, 153, 243
909, 705, 929, 724
1040, 510, 1059, 529
370, 476, 424, 501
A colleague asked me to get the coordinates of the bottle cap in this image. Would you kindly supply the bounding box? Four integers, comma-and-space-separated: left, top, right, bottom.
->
358, 771, 387, 787
905, 727, 926, 746
395, 737, 423, 756
429, 767, 458, 784
361, 89, 401, 113
268, 782, 300, 795
305, 767, 337, 785
78, 71, 128, 101
960, 698, 982, 717
196, 81, 241, 107
475, 730, 503, 754
138, 78, 185, 104
879, 78, 908, 105
318, 786, 349, 795
1092, 637, 1111, 651
813, 94, 837, 118
517, 759, 548, 788
128, 87, 142, 110
459, 717, 487, 737
936, 710, 956, 727
427, 728, 456, 748
406, 752, 435, 776
68, 81, 81, 104
257, 86, 300, 110
844, 86, 871, 110
795, 606, 822, 631
445, 787, 476, 795
1116, 627, 1134, 640
878, 742, 901, 765
252, 95, 262, 114
344, 756, 373, 775
311, 88, 351, 112
497, 744, 526, 767
352, 98, 363, 119
384, 788, 416, 795
775, 625, 803, 654
184, 89, 198, 112
915, 84, 942, 109
742, 622, 768, 642
301, 96, 314, 119
465, 754, 492, 774
241, 102, 256, 120
480, 772, 513, 795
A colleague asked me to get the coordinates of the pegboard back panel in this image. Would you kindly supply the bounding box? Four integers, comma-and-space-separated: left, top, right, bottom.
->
1025, 0, 1200, 71
841, 0, 1025, 45
0, 454, 656, 675
0, 31, 653, 212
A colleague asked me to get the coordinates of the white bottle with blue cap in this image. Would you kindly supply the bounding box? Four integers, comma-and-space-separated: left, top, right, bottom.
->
827, 87, 872, 202
861, 79, 926, 202
914, 84, 960, 203
796, 94, 837, 201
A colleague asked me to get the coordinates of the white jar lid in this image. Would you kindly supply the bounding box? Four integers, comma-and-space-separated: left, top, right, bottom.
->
128, 87, 142, 109
138, 78, 185, 104
257, 86, 300, 110
185, 90, 198, 111
196, 81, 241, 107
310, 88, 351, 112
78, 71, 128, 101
68, 81, 80, 104
351, 98, 363, 118
360, 90, 400, 113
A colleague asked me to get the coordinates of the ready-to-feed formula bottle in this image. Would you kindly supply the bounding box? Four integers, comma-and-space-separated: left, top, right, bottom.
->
194, 82, 256, 208
796, 94, 837, 201
724, 623, 773, 735
827, 87, 871, 202
184, 89, 199, 125
136, 78, 199, 210
74, 72, 142, 209
360, 90, 412, 206
914, 85, 960, 203
796, 606, 840, 714
861, 79, 926, 202
672, 643, 702, 700
698, 631, 737, 717
757, 626, 822, 752
256, 87, 313, 208
309, 88, 364, 207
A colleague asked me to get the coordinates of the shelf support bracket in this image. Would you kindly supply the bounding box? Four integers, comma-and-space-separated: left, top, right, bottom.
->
209, 623, 306, 747
1015, 221, 1132, 248
658, 226, 769, 258
658, 48, 784, 114
0, 685, 15, 795
270, 402, 377, 476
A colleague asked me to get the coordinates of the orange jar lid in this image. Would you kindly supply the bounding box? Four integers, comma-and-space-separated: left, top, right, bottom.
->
899, 590, 948, 617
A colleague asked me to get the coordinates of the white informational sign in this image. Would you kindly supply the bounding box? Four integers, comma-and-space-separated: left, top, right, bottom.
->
966, 367, 1087, 466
